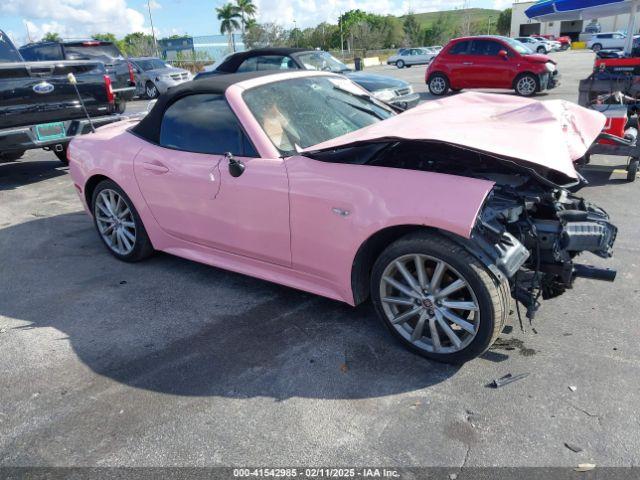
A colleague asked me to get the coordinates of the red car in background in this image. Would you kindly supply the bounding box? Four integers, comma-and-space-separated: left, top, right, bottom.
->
426, 36, 559, 97
536, 34, 572, 50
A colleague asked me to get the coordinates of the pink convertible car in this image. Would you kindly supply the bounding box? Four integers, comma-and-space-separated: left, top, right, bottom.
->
68, 71, 617, 363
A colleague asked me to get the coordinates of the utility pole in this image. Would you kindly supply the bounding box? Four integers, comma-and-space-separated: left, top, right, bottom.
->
293, 19, 298, 47
24, 21, 32, 43
339, 12, 344, 56
147, 0, 159, 57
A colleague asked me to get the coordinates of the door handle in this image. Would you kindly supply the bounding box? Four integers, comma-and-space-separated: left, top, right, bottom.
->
462, 62, 474, 65
142, 161, 169, 173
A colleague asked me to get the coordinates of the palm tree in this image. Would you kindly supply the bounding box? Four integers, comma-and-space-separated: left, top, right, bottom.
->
235, 0, 257, 35
216, 3, 241, 52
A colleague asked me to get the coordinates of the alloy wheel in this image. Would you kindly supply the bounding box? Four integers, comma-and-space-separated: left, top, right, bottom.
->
94, 189, 137, 256
516, 76, 536, 96
146, 83, 158, 98
429, 77, 446, 95
379, 254, 480, 354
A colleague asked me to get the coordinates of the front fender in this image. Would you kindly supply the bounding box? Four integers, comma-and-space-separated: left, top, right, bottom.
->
285, 156, 494, 304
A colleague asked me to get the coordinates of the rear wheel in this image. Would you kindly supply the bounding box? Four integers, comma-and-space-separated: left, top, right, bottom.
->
536, 46, 546, 53
370, 232, 504, 363
91, 179, 154, 262
145, 81, 159, 99
0, 150, 25, 162
515, 73, 539, 97
428, 73, 450, 96
396, 59, 405, 69
628, 158, 639, 182
592, 43, 602, 52
54, 144, 68, 165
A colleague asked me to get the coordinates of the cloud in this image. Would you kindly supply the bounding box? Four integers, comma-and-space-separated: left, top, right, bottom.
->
254, 0, 463, 27
492, 0, 510, 9
0, 0, 148, 41
148, 0, 162, 9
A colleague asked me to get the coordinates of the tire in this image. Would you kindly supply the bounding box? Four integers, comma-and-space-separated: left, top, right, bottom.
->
145, 81, 159, 99
0, 150, 25, 162
115, 101, 127, 114
396, 60, 405, 69
514, 73, 539, 97
428, 73, 450, 96
91, 179, 154, 262
592, 43, 602, 52
53, 144, 68, 165
536, 46, 546, 54
628, 158, 639, 182
370, 232, 505, 364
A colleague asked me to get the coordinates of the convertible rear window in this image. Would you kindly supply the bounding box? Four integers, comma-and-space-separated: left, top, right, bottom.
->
242, 76, 394, 155
160, 94, 257, 156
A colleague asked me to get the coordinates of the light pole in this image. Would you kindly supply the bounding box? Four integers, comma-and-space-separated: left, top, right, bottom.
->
293, 19, 298, 47
147, 0, 159, 57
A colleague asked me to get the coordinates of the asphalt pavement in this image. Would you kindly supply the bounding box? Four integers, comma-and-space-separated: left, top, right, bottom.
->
1, 50, 639, 469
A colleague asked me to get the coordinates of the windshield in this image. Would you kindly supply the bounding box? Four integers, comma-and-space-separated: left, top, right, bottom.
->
64, 43, 123, 62
136, 59, 170, 71
0, 31, 22, 63
503, 37, 533, 55
296, 51, 350, 73
243, 76, 395, 155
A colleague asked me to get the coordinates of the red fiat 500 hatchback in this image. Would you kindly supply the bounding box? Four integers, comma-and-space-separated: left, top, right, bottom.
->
426, 35, 559, 97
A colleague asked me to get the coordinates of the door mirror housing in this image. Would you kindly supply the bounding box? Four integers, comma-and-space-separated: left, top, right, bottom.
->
498, 50, 508, 59
226, 152, 245, 178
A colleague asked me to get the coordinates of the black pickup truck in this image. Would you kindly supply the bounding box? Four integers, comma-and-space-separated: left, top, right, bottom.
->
19, 39, 136, 112
0, 31, 126, 163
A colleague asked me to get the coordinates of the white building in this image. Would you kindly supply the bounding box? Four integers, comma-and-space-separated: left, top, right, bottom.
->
510, 0, 640, 40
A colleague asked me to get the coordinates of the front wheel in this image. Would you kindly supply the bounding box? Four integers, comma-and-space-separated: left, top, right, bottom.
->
514, 73, 539, 97
537, 46, 546, 53
145, 81, 159, 99
92, 179, 154, 262
628, 158, 639, 182
396, 60, 405, 69
428, 73, 450, 96
592, 43, 602, 52
370, 233, 505, 363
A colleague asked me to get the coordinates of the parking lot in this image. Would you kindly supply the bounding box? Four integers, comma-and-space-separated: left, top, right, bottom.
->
1, 50, 639, 469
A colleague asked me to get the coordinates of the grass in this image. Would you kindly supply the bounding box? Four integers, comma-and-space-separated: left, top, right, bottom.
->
399, 8, 502, 29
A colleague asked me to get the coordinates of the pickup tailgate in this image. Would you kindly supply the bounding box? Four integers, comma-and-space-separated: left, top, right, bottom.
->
0, 61, 111, 130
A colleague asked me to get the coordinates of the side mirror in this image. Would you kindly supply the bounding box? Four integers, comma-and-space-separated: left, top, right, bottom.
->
498, 50, 508, 59
226, 152, 245, 178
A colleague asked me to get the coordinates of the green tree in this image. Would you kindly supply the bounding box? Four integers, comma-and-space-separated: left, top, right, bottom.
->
42, 32, 61, 42
243, 22, 288, 48
216, 3, 242, 52
403, 12, 422, 46
496, 8, 512, 35
235, 0, 257, 35
122, 32, 156, 57
92, 33, 126, 53
422, 12, 454, 46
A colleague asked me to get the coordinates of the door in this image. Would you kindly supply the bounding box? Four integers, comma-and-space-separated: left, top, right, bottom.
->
134, 93, 292, 266
465, 39, 515, 89
444, 40, 473, 88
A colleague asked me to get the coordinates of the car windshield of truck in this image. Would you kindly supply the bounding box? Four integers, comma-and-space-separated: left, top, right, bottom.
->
297, 51, 351, 73
136, 59, 170, 71
243, 76, 395, 155
64, 43, 123, 62
504, 37, 533, 55
0, 32, 22, 62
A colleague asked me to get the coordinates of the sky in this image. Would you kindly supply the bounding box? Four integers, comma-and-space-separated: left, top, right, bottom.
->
0, 0, 509, 45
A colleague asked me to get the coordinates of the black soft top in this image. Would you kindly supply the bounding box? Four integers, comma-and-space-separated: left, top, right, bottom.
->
131, 70, 279, 144
216, 47, 309, 73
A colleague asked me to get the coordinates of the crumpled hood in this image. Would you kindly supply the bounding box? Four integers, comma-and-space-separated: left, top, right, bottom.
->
302, 92, 605, 179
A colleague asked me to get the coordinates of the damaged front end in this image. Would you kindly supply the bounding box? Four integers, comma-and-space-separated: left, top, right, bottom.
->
307, 139, 618, 321
472, 182, 617, 319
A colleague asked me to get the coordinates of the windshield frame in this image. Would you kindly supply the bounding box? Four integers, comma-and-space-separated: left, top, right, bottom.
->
293, 51, 351, 73
240, 74, 395, 157
135, 58, 170, 71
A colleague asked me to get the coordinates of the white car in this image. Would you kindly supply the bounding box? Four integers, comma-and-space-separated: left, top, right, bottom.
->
531, 36, 562, 50
514, 37, 552, 53
587, 32, 627, 51
387, 47, 437, 68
